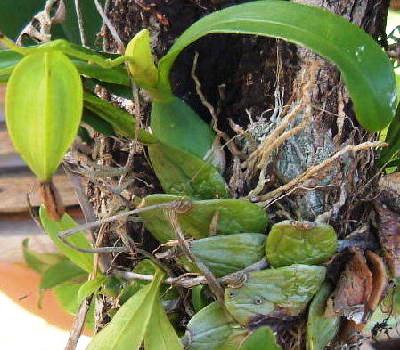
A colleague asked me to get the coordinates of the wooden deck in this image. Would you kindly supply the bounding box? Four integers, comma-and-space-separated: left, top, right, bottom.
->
0, 84, 81, 262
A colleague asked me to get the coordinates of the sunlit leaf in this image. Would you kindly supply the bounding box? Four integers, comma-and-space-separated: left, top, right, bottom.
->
39, 206, 93, 273
239, 327, 282, 350
139, 194, 267, 242
5, 51, 83, 180
157, 1, 396, 131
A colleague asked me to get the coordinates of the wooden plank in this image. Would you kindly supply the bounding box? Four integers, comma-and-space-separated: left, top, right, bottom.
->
0, 130, 14, 156
0, 173, 79, 213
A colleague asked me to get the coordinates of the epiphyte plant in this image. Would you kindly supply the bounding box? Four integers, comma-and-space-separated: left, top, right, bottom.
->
0, 1, 397, 349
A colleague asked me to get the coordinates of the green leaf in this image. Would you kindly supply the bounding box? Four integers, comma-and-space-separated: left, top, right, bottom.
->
148, 143, 229, 199
39, 206, 93, 273
380, 103, 400, 166
83, 92, 157, 144
151, 97, 215, 160
239, 327, 282, 350
53, 282, 82, 315
225, 264, 326, 325
82, 110, 115, 136
0, 50, 21, 82
77, 275, 107, 303
144, 296, 183, 350
22, 238, 64, 274
40, 259, 86, 290
306, 282, 340, 350
87, 269, 165, 350
265, 221, 338, 267
191, 286, 208, 313
5, 51, 83, 181
183, 302, 247, 350
157, 1, 396, 131
139, 194, 268, 242
125, 29, 159, 89
190, 233, 266, 277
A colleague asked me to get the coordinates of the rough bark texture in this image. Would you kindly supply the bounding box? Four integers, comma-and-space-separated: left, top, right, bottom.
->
85, 0, 391, 347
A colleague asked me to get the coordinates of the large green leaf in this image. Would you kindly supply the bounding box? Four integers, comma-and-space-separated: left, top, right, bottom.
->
86, 270, 164, 350
5, 51, 83, 181
265, 221, 337, 267
40, 259, 86, 290
182, 302, 248, 350
138, 194, 268, 242
157, 1, 396, 131
225, 264, 326, 325
39, 206, 93, 273
144, 296, 183, 350
83, 92, 157, 144
239, 327, 282, 350
148, 143, 229, 199
190, 233, 266, 277
151, 97, 215, 160
306, 282, 340, 350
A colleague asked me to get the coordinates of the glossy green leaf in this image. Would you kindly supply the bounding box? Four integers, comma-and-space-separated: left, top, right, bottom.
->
307, 282, 340, 350
148, 143, 229, 199
157, 1, 396, 131
125, 29, 159, 89
139, 194, 268, 242
0, 50, 21, 82
22, 238, 64, 274
87, 269, 164, 350
144, 295, 183, 350
225, 264, 326, 325
53, 282, 81, 315
39, 206, 93, 273
77, 275, 107, 303
5, 51, 83, 181
190, 233, 266, 277
83, 92, 157, 144
266, 221, 337, 267
183, 302, 248, 350
40, 259, 86, 290
239, 327, 282, 350
151, 97, 215, 160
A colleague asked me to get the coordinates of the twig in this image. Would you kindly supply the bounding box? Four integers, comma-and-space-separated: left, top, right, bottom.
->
64, 296, 93, 350
74, 0, 87, 46
167, 209, 225, 302
93, 0, 124, 53
254, 141, 387, 204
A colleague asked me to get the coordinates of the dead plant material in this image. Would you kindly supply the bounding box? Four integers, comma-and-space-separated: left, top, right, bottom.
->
375, 203, 400, 278
255, 141, 386, 205
365, 251, 388, 314
326, 250, 372, 324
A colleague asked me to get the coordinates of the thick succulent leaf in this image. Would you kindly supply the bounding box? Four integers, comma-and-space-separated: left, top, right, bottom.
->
22, 238, 64, 274
190, 233, 266, 277
138, 194, 268, 242
0, 50, 21, 82
148, 143, 229, 199
125, 29, 159, 89
40, 259, 86, 290
265, 221, 338, 267
239, 327, 282, 350
157, 1, 396, 131
307, 282, 340, 350
225, 265, 326, 325
183, 302, 248, 350
87, 269, 164, 350
83, 92, 157, 144
39, 206, 93, 273
144, 296, 183, 350
151, 97, 215, 160
5, 51, 83, 181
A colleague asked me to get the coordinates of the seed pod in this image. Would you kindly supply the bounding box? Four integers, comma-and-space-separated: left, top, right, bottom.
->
265, 221, 337, 267
225, 264, 326, 325
190, 233, 266, 277
138, 194, 268, 242
5, 51, 83, 181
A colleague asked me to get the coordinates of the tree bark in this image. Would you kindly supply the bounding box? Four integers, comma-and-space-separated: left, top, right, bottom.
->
86, 0, 391, 347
